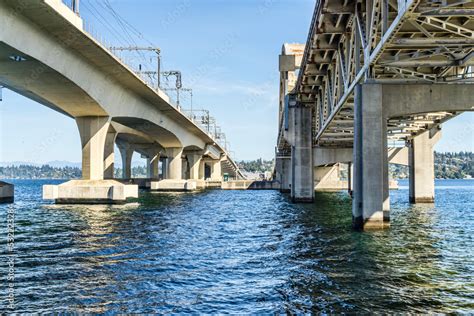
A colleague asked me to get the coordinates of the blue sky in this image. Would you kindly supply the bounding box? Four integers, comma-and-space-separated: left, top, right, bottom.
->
0, 0, 473, 165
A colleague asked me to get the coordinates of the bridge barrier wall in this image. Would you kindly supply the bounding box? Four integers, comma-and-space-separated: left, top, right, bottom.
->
221, 180, 281, 190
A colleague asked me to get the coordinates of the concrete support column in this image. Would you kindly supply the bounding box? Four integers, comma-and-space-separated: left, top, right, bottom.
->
282, 157, 292, 193
147, 155, 160, 179
409, 129, 441, 203
119, 146, 133, 179
76, 116, 110, 181
188, 153, 203, 180
161, 157, 168, 179
103, 127, 116, 179
348, 162, 353, 195
383, 136, 390, 212
167, 148, 183, 180
291, 101, 314, 203
276, 157, 292, 192
352, 84, 389, 230
182, 158, 189, 180
198, 160, 205, 180
211, 160, 222, 180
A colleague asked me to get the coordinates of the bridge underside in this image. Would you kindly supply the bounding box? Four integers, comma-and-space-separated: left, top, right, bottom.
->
276, 0, 474, 230
0, 0, 244, 204
0, 42, 105, 117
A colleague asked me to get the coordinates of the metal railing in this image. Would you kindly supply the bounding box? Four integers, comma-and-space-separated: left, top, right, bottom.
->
60, 0, 233, 154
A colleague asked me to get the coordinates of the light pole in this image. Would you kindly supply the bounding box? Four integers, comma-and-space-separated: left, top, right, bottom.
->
72, 0, 80, 15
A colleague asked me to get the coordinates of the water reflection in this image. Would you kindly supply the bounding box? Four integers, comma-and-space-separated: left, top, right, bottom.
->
0, 179, 472, 313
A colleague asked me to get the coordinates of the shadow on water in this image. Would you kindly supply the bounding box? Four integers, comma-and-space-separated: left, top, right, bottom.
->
0, 180, 473, 313
281, 188, 473, 313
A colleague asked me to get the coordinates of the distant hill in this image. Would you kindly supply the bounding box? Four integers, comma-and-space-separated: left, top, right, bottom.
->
392, 151, 473, 179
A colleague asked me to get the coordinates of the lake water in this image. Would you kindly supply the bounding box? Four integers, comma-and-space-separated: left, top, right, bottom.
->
1, 179, 473, 313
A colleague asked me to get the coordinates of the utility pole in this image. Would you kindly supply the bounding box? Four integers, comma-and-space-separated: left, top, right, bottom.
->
182, 88, 193, 114
161, 71, 183, 108
108, 47, 186, 110
72, 0, 80, 15
164, 87, 192, 113
204, 110, 211, 133
109, 46, 161, 88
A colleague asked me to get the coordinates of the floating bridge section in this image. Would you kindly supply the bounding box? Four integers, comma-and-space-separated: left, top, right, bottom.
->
276, 0, 474, 229
0, 0, 243, 204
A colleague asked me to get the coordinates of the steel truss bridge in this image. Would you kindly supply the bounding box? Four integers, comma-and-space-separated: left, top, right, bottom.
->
276, 0, 474, 229
278, 0, 473, 154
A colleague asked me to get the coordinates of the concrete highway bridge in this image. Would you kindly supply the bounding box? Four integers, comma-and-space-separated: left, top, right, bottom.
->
275, 0, 474, 229
0, 0, 243, 203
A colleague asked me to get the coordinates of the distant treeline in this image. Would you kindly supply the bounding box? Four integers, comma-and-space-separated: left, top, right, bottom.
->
237, 152, 473, 180
238, 158, 275, 174
1, 152, 472, 179
0, 165, 81, 179
114, 166, 148, 178
392, 151, 474, 179
0, 165, 149, 179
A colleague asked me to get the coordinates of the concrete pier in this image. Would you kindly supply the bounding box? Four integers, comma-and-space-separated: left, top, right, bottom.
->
148, 153, 225, 192
352, 84, 389, 230
347, 162, 353, 195
205, 180, 222, 189
44, 180, 138, 204
148, 148, 198, 192
409, 129, 441, 203
210, 159, 222, 181
149, 179, 197, 191
188, 152, 203, 180
146, 155, 160, 179
290, 100, 314, 203
78, 117, 110, 180
167, 148, 184, 180
103, 126, 117, 179
281, 158, 292, 193
129, 178, 152, 189
275, 157, 292, 193
119, 145, 134, 179
43, 117, 138, 204
0, 181, 14, 203
161, 157, 169, 180
190, 179, 207, 189
221, 180, 280, 190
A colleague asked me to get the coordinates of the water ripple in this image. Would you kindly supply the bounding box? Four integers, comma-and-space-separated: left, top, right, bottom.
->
0, 179, 473, 313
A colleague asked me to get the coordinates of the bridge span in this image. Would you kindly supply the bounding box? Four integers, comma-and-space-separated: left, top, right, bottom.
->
0, 0, 243, 203
275, 0, 474, 229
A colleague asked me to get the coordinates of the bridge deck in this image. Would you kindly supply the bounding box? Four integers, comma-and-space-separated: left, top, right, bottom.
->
284, 0, 473, 150
0, 0, 244, 179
